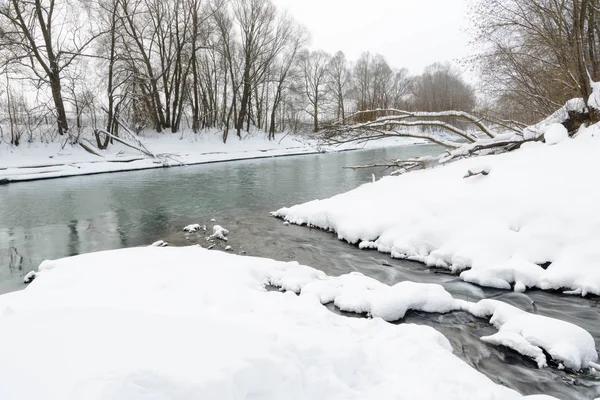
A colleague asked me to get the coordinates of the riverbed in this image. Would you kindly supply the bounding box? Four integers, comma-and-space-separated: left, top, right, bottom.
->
0, 145, 598, 399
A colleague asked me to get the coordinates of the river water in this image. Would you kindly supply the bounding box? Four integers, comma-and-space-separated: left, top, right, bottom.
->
0, 145, 598, 399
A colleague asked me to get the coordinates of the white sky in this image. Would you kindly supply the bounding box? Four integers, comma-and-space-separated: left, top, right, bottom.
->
272, 0, 472, 76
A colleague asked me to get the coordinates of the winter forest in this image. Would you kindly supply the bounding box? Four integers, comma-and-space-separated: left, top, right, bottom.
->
1, 1, 600, 400
1, 0, 597, 147
0, 0, 480, 147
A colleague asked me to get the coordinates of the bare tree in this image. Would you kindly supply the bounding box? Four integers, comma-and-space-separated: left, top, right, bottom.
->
232, 0, 276, 137
267, 20, 306, 139
471, 0, 599, 123
0, 0, 101, 137
411, 62, 475, 113
327, 51, 351, 121
300, 50, 331, 132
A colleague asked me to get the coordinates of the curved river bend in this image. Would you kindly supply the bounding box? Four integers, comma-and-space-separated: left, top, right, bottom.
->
0, 145, 598, 399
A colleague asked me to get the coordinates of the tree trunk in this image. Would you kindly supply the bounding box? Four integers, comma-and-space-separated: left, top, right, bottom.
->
237, 61, 252, 137
313, 99, 319, 132
50, 74, 69, 135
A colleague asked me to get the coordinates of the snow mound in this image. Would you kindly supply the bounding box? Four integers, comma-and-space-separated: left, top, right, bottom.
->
461, 299, 598, 371
209, 225, 229, 241
301, 272, 460, 320
543, 124, 568, 145
23, 271, 36, 284
523, 99, 587, 140
539, 239, 600, 296
461, 256, 545, 292
0, 247, 532, 400
298, 271, 598, 371
150, 240, 168, 247
183, 223, 203, 232
274, 125, 600, 295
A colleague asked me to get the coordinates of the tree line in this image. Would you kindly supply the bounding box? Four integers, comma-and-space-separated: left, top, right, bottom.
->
0, 0, 476, 146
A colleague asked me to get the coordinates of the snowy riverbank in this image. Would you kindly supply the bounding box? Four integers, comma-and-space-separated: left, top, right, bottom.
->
274, 124, 600, 297
0, 246, 578, 399
0, 131, 422, 183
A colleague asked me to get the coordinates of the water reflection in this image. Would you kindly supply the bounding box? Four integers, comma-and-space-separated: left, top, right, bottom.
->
0, 145, 439, 281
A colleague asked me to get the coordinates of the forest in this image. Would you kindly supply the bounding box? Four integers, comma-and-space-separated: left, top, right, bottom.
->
0, 0, 598, 148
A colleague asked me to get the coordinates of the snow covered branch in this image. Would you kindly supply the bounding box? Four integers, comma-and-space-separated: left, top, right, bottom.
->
323, 109, 495, 150
326, 99, 593, 175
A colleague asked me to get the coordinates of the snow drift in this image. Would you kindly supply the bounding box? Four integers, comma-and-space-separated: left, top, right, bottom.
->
0, 247, 565, 399
273, 124, 600, 296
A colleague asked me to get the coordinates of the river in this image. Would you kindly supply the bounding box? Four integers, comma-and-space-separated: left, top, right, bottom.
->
0, 145, 598, 399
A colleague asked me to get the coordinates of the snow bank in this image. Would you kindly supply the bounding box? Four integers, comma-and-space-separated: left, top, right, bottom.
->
297, 271, 597, 371
460, 299, 597, 371
0, 131, 423, 184
0, 247, 534, 400
274, 124, 600, 296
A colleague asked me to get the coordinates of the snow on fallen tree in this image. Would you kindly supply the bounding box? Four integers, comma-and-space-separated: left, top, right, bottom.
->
273, 122, 600, 297
0, 246, 553, 400
88, 119, 185, 167
324, 100, 593, 175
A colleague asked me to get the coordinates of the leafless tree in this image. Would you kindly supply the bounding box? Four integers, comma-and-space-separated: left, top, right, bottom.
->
327, 51, 351, 121
267, 20, 306, 139
471, 0, 599, 123
300, 50, 331, 132
0, 0, 102, 137
232, 0, 277, 137
411, 62, 475, 113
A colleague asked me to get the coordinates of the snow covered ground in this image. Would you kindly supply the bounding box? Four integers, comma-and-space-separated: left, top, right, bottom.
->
274, 124, 600, 297
0, 246, 568, 399
0, 130, 422, 183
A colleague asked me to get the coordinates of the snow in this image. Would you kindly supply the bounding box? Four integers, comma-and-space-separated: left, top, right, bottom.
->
273, 124, 600, 296
543, 123, 568, 145
466, 164, 491, 175
209, 225, 229, 241
589, 81, 600, 111
297, 271, 597, 371
460, 299, 598, 371
183, 223, 203, 232
0, 246, 546, 399
0, 130, 423, 184
22, 271, 36, 284
523, 98, 587, 139
150, 240, 168, 247
301, 272, 460, 320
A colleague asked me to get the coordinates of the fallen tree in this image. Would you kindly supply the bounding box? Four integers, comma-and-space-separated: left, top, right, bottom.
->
89, 119, 184, 166
323, 98, 594, 175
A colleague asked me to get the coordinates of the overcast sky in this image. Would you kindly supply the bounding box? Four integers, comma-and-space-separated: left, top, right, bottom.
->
272, 0, 472, 76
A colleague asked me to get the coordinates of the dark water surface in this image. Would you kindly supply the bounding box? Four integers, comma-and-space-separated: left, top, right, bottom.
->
0, 145, 598, 399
